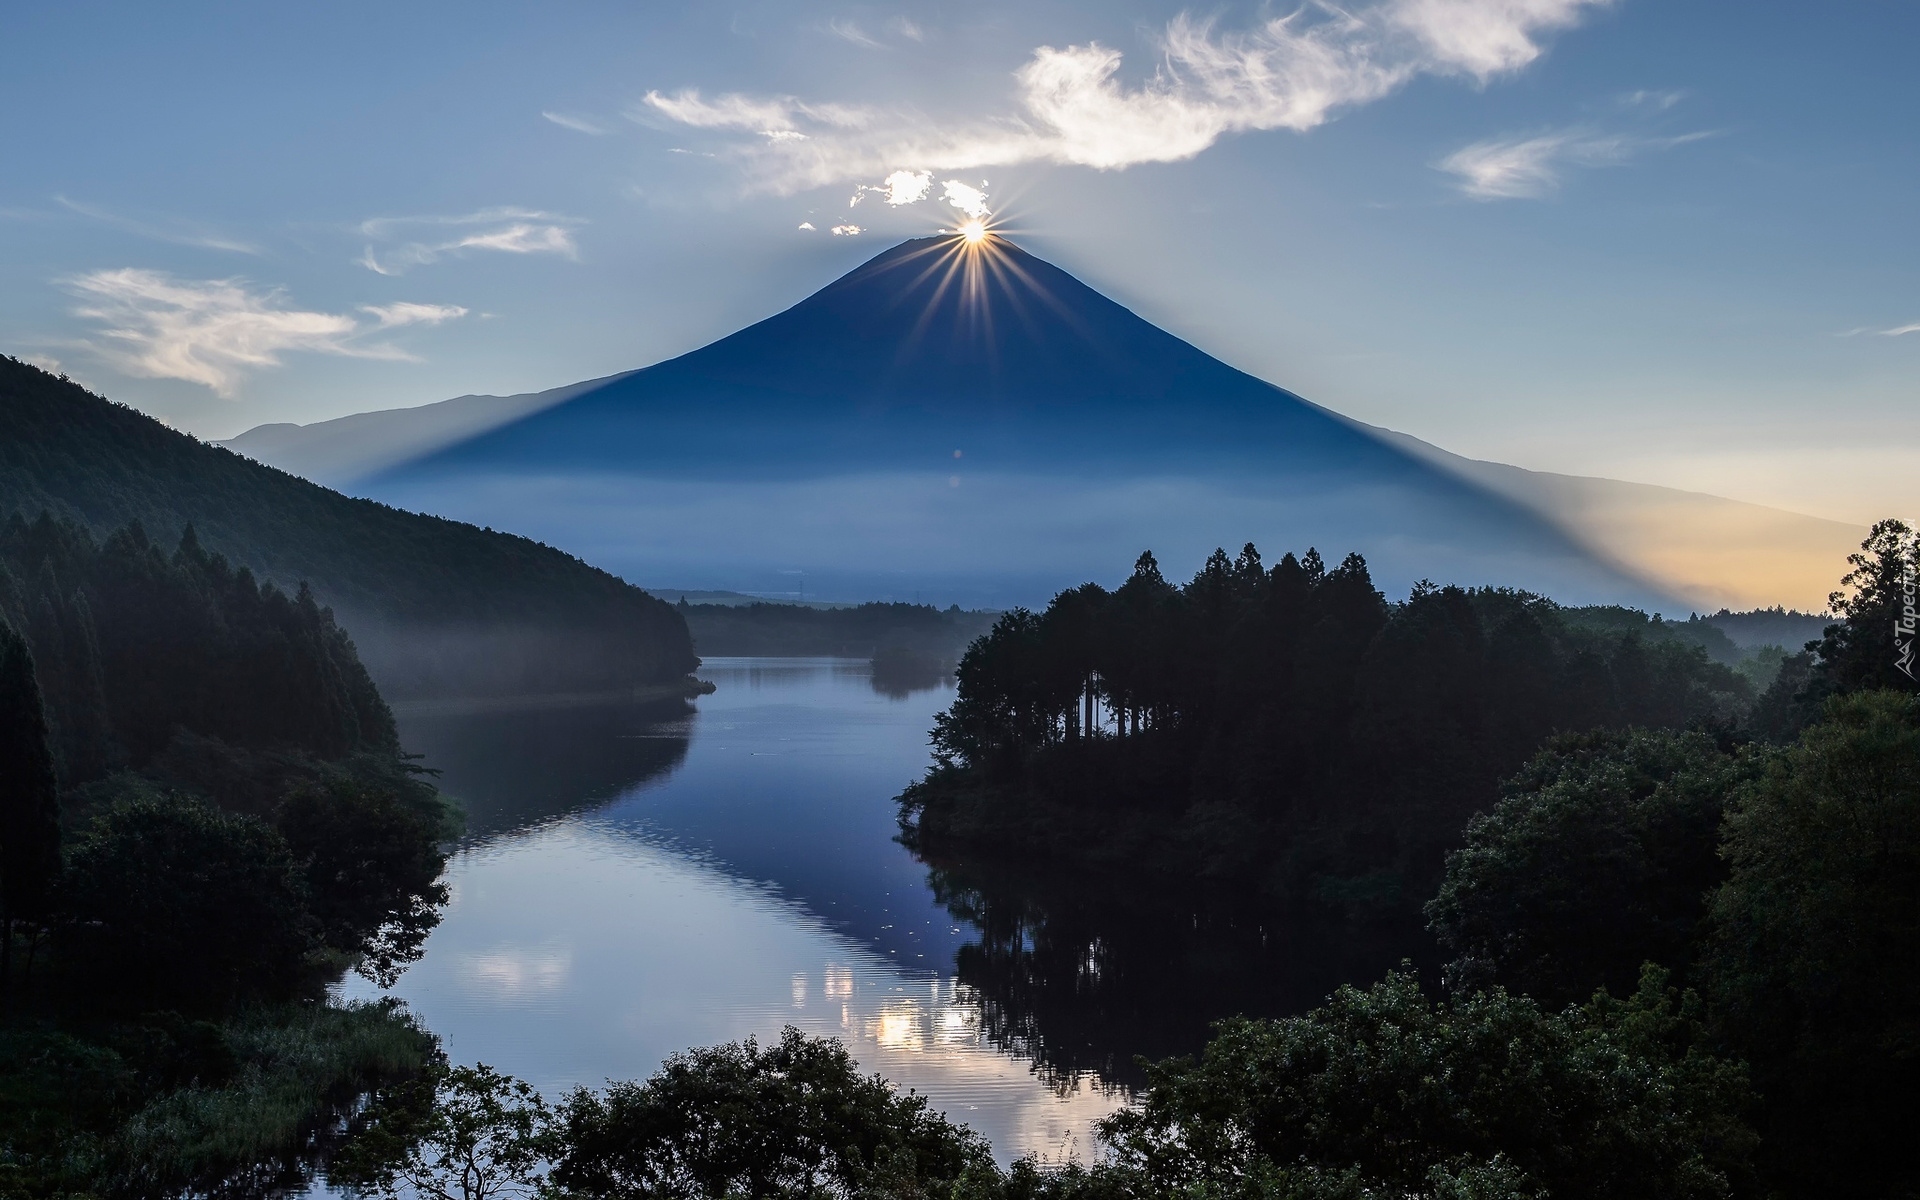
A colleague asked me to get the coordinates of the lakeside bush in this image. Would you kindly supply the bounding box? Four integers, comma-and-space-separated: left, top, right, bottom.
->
338, 990, 1757, 1200
0, 516, 455, 1195
57, 793, 317, 1009
0, 1000, 438, 1199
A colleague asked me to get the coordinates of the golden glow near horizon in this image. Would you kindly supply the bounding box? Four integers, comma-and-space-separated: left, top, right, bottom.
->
958, 218, 989, 244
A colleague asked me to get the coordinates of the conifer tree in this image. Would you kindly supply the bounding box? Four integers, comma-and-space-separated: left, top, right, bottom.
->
0, 617, 60, 984
1814, 518, 1919, 696
1756, 519, 1920, 736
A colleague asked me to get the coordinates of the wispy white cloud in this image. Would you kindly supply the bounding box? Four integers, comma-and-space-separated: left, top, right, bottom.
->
1437, 126, 1710, 199
1841, 321, 1920, 338
1438, 131, 1616, 198
824, 15, 928, 49
543, 110, 611, 135
1617, 88, 1685, 111
56, 196, 260, 254
455, 224, 576, 254
827, 18, 884, 49
641, 0, 1611, 193
831, 224, 863, 236
65, 269, 465, 396
356, 207, 584, 274
636, 91, 871, 136
361, 301, 469, 328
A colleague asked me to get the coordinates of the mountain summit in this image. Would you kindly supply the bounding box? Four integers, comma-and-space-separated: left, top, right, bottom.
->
231, 236, 1851, 608
400, 235, 1445, 481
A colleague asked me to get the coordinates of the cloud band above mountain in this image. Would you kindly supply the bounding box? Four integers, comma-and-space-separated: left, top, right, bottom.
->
640, 0, 1613, 192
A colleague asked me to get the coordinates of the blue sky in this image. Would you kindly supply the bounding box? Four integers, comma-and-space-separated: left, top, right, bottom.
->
3, 0, 1915, 524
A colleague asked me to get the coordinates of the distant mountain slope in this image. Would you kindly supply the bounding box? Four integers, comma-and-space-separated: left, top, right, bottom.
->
226, 236, 1853, 612
1371, 431, 1862, 612
358, 237, 1687, 610
388, 235, 1504, 479
1699, 606, 1832, 651
224, 372, 627, 487
236, 392, 1862, 614
0, 356, 695, 699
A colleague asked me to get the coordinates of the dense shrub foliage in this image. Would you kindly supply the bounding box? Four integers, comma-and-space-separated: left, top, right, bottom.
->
0, 1001, 436, 1199
337, 1030, 996, 1200
1425, 691, 1920, 1200
58, 793, 317, 1007
336, 998, 1756, 1200
1094, 968, 1756, 1200
903, 546, 1750, 911
1426, 728, 1757, 1006
0, 516, 454, 1196
551, 1029, 993, 1199
1701, 689, 1920, 1196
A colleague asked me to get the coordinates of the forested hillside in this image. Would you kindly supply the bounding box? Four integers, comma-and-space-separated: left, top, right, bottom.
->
0, 512, 394, 786
0, 515, 460, 1192
0, 357, 695, 698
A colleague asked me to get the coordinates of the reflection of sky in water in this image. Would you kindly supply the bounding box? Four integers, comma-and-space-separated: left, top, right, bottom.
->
342, 658, 1122, 1162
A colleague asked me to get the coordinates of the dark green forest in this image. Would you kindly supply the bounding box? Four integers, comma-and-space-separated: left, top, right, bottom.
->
315, 523, 1917, 1200
1, 512, 394, 785
0, 513, 457, 1194
5, 347, 1914, 1200
0, 357, 695, 698
900, 543, 1774, 916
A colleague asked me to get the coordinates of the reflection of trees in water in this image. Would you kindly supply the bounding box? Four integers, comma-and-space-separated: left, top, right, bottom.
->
924, 855, 1432, 1093
395, 698, 693, 840
868, 647, 953, 700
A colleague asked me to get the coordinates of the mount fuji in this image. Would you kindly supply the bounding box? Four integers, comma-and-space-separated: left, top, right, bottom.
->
229, 235, 1856, 610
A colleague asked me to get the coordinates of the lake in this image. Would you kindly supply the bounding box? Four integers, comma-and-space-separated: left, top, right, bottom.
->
340, 656, 1416, 1164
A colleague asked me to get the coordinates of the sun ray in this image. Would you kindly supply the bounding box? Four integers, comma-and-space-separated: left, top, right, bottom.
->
873, 209, 1081, 380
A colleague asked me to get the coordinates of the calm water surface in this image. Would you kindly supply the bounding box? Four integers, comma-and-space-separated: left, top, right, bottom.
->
341, 658, 1125, 1161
